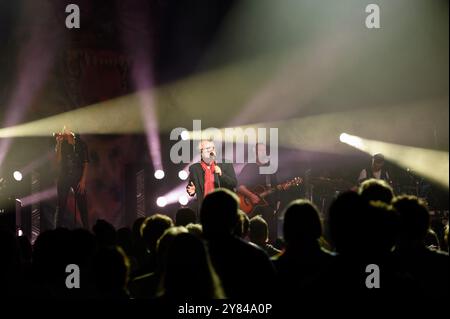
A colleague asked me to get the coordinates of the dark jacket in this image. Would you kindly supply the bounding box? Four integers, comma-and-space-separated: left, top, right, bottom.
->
188, 161, 237, 204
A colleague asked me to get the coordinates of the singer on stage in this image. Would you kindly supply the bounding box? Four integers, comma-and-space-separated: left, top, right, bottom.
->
54, 128, 90, 229
186, 139, 237, 205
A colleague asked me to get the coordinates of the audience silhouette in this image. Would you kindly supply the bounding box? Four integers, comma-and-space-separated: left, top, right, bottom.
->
0, 183, 447, 305
157, 228, 225, 299
249, 215, 281, 257
175, 208, 197, 227
392, 195, 449, 299
200, 189, 276, 298
272, 199, 334, 299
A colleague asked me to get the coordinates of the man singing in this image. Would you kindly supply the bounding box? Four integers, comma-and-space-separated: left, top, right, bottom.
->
186, 140, 237, 206
54, 128, 90, 229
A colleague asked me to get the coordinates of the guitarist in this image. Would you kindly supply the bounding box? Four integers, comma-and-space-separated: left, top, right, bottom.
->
238, 143, 280, 243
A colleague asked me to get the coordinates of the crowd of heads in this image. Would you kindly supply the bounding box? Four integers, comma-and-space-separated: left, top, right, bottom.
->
0, 178, 448, 301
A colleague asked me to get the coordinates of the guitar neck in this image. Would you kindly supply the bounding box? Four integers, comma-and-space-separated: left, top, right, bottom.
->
255, 178, 300, 199
259, 186, 278, 198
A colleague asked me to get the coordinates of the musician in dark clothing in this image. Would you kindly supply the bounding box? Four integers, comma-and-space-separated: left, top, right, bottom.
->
238, 164, 279, 211
358, 153, 391, 184
238, 143, 280, 243
186, 140, 237, 207
54, 129, 90, 229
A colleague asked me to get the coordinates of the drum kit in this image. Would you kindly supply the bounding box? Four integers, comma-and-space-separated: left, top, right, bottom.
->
302, 176, 355, 217
302, 168, 436, 216
308, 177, 354, 192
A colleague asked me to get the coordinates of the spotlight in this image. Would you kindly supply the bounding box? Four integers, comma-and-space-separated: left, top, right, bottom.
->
339, 132, 364, 149
154, 169, 165, 180
156, 196, 167, 207
178, 195, 189, 206
180, 130, 190, 141
178, 170, 189, 180
341, 133, 449, 187
13, 171, 23, 181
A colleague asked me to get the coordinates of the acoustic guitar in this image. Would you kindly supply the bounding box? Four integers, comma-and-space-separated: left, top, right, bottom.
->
238, 177, 302, 214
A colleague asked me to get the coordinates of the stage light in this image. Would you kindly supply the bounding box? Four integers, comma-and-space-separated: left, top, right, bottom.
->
156, 196, 167, 207
17, 229, 23, 237
13, 171, 23, 181
339, 133, 364, 149
338, 133, 449, 188
178, 195, 189, 206
0, 1, 58, 168
19, 187, 57, 207
180, 130, 190, 141
154, 169, 165, 180
178, 170, 189, 180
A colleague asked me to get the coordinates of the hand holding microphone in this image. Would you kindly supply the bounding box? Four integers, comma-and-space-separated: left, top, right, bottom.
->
213, 159, 222, 188
209, 151, 221, 176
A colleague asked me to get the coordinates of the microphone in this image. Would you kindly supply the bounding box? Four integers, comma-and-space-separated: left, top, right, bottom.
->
210, 152, 221, 188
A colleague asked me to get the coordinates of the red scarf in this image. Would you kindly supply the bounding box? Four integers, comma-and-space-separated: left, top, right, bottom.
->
200, 160, 216, 197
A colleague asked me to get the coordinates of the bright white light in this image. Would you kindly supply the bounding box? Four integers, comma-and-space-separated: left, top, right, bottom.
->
178, 195, 189, 206
13, 171, 23, 181
18, 229, 23, 237
178, 170, 189, 180
180, 130, 190, 141
339, 133, 364, 149
154, 169, 165, 180
156, 196, 167, 207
